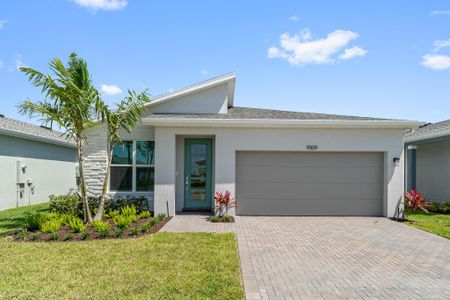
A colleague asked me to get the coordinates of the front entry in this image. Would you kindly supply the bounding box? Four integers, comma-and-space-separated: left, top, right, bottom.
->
184, 139, 213, 211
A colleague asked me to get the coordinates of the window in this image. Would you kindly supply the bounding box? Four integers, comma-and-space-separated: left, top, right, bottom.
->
110, 141, 155, 192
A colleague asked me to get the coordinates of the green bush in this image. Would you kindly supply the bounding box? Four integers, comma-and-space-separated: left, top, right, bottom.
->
92, 221, 111, 238
156, 213, 166, 221
115, 228, 124, 237
40, 218, 62, 233
104, 210, 120, 219
65, 233, 73, 241
138, 224, 149, 233
23, 212, 46, 230
148, 218, 157, 227
223, 215, 234, 222
49, 192, 80, 216
17, 228, 28, 240
121, 205, 138, 222
110, 196, 150, 214
49, 232, 59, 241
428, 201, 450, 214
130, 227, 139, 236
30, 232, 39, 241
210, 215, 220, 223
113, 215, 133, 229
68, 216, 86, 233
80, 230, 89, 240
138, 210, 151, 219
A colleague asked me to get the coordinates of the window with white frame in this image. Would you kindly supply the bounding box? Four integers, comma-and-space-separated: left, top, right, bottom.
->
110, 141, 155, 192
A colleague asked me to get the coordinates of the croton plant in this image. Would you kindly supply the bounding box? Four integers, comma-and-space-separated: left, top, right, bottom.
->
404, 189, 430, 213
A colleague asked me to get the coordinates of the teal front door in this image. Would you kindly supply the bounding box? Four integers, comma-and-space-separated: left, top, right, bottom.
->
184, 139, 213, 210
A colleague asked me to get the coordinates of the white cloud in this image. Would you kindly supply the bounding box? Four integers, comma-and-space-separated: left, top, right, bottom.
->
430, 10, 450, 16
0, 20, 7, 29
72, 0, 127, 12
101, 84, 122, 95
15, 54, 27, 71
267, 28, 366, 66
433, 39, 450, 51
289, 15, 299, 22
421, 54, 450, 70
201, 70, 211, 75
339, 46, 368, 60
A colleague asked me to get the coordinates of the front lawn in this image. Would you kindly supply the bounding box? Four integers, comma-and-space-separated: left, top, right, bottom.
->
0, 204, 244, 299
405, 209, 450, 239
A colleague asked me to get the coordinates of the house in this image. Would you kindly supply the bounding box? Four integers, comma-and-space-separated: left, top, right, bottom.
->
404, 119, 450, 201
84, 73, 422, 218
0, 115, 77, 210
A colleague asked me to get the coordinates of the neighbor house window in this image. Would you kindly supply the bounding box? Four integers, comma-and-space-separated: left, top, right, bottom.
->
110, 141, 155, 192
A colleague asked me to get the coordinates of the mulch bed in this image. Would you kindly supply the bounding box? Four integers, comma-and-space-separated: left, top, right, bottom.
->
14, 217, 172, 242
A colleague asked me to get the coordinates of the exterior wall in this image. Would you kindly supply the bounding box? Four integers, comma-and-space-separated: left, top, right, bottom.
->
154, 127, 405, 218
83, 124, 155, 208
416, 139, 450, 201
146, 84, 228, 115
0, 134, 77, 210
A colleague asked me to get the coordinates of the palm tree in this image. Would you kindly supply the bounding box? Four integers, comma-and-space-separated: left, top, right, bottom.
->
93, 90, 150, 220
18, 53, 105, 223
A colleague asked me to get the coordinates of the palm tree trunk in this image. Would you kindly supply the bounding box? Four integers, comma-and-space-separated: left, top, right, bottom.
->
94, 146, 113, 221
77, 139, 92, 223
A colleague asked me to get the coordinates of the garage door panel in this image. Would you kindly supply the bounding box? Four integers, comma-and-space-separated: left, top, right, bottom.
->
236, 152, 383, 216
237, 165, 382, 184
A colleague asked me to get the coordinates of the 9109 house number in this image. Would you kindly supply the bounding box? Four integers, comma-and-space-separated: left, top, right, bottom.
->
306, 145, 318, 150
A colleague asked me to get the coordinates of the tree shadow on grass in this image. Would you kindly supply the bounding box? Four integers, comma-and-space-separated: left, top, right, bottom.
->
0, 204, 49, 237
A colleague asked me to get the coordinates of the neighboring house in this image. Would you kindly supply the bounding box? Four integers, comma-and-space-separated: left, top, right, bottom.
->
404, 119, 450, 201
84, 73, 422, 218
0, 116, 77, 210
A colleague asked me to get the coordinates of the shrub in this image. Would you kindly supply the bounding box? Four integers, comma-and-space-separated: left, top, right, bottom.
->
138, 210, 151, 219
115, 228, 124, 237
80, 230, 89, 240
148, 218, 157, 227
40, 218, 62, 233
110, 196, 150, 214
23, 212, 46, 230
138, 224, 148, 233
130, 227, 139, 236
17, 228, 28, 240
428, 201, 450, 214
113, 215, 133, 229
223, 215, 234, 222
214, 191, 236, 217
405, 190, 430, 213
49, 232, 59, 241
105, 210, 120, 219
68, 216, 86, 233
65, 233, 73, 241
49, 192, 80, 216
156, 213, 166, 221
92, 221, 111, 238
30, 232, 39, 241
121, 205, 138, 222
60, 213, 73, 226
210, 215, 220, 223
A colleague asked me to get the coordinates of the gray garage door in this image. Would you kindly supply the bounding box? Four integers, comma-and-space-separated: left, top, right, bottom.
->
236, 151, 384, 216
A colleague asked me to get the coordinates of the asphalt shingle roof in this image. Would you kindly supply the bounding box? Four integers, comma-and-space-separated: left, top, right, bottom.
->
405, 119, 450, 139
0, 116, 74, 146
147, 106, 392, 121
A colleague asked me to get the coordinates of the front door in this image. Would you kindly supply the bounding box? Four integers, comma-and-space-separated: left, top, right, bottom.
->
184, 139, 213, 210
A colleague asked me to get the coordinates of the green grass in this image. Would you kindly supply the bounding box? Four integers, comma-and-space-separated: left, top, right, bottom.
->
405, 209, 450, 239
0, 202, 49, 236
0, 204, 244, 299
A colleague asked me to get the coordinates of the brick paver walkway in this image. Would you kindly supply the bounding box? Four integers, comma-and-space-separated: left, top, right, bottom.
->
161, 214, 235, 233
237, 217, 450, 300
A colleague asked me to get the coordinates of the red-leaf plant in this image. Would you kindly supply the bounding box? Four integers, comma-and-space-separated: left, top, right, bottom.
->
404, 189, 430, 213
214, 191, 236, 217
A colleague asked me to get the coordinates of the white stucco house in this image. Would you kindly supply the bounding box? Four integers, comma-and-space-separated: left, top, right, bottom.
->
0, 116, 77, 210
405, 119, 450, 201
84, 73, 422, 218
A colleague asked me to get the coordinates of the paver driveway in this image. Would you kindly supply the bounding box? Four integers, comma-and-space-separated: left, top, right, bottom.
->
237, 217, 450, 300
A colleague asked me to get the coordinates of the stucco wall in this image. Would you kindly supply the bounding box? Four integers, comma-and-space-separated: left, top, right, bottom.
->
416, 139, 450, 201
0, 134, 77, 210
154, 127, 405, 218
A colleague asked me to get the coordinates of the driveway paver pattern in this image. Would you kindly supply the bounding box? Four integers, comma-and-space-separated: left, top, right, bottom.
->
236, 216, 450, 300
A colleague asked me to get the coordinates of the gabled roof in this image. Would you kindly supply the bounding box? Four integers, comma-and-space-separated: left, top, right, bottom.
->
405, 119, 450, 143
0, 116, 75, 148
143, 106, 423, 129
145, 72, 236, 109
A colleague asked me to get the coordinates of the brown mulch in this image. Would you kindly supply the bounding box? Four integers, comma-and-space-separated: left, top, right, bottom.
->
14, 217, 172, 242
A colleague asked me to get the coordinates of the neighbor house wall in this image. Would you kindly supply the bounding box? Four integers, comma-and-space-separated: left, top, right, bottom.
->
0, 134, 77, 210
416, 139, 450, 201
154, 127, 405, 218
83, 124, 155, 208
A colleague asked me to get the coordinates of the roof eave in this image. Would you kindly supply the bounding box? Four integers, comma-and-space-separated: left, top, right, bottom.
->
141, 118, 424, 129
405, 128, 450, 143
0, 128, 76, 148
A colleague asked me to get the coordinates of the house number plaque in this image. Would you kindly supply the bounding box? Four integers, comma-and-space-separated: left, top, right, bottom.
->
306, 145, 318, 150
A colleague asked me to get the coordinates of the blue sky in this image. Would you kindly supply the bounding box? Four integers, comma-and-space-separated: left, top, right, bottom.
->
0, 0, 449, 124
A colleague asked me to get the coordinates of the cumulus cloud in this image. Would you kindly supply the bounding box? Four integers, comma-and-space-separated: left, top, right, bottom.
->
72, 0, 127, 12
267, 28, 366, 66
433, 39, 450, 51
421, 54, 450, 70
101, 84, 122, 95
289, 15, 299, 21
430, 10, 450, 16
